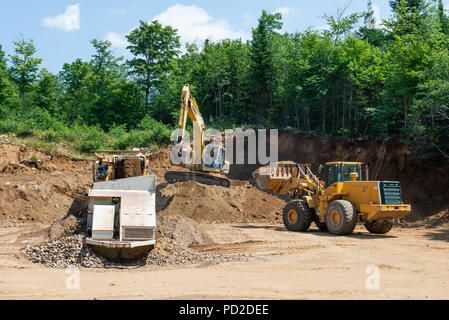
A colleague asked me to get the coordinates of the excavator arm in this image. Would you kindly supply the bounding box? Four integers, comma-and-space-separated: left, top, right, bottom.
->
175, 85, 206, 167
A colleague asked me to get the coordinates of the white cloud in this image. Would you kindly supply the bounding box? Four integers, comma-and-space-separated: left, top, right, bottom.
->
275, 7, 294, 18
105, 4, 250, 50
105, 32, 128, 48
43, 4, 80, 31
152, 4, 250, 44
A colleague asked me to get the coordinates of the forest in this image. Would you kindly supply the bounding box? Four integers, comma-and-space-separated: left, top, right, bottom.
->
0, 0, 448, 158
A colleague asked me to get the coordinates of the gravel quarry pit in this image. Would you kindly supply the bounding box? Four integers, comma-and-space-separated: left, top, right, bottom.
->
1, 135, 449, 299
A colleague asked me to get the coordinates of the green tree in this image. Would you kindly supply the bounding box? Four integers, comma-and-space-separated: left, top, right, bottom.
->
390, 0, 426, 12
437, 0, 449, 35
0, 45, 15, 109
59, 59, 93, 123
88, 39, 127, 128
356, 27, 390, 48
126, 20, 181, 115
8, 37, 42, 115
32, 68, 60, 115
386, 0, 431, 36
322, 9, 364, 43
250, 10, 283, 122
90, 40, 123, 97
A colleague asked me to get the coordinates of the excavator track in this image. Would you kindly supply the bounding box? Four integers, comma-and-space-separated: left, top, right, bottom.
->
164, 171, 231, 188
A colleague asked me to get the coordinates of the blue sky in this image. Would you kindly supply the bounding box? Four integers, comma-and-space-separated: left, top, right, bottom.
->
0, 1, 432, 73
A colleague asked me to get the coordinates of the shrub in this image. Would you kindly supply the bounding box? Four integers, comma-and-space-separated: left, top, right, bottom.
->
72, 125, 106, 153
108, 124, 127, 139
43, 130, 61, 143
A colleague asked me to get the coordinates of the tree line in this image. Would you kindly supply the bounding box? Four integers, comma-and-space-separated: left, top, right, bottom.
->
0, 0, 448, 158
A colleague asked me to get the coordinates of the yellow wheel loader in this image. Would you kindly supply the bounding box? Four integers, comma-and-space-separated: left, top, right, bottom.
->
253, 161, 411, 235
165, 84, 231, 187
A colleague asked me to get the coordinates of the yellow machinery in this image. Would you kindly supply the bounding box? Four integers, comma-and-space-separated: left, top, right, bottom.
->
253, 161, 411, 235
92, 151, 151, 182
165, 84, 231, 187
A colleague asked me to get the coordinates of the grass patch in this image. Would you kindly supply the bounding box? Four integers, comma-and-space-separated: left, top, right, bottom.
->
0, 109, 173, 158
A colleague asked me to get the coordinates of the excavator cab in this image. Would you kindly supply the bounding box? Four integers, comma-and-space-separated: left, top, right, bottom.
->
203, 144, 229, 173
324, 162, 362, 188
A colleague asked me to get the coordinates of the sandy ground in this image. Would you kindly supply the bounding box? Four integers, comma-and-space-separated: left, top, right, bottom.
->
1, 223, 449, 300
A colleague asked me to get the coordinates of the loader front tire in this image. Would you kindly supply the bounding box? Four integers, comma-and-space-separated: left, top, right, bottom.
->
364, 219, 393, 234
282, 200, 313, 232
325, 200, 358, 235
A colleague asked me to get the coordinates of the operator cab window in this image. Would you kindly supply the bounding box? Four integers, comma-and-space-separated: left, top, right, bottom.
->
203, 144, 220, 169
341, 164, 361, 182
325, 165, 338, 188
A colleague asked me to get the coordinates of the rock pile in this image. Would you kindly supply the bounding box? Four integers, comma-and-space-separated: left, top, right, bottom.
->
24, 234, 249, 269
23, 235, 106, 268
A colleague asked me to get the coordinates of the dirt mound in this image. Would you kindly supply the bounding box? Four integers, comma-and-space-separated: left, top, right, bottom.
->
148, 149, 185, 183
157, 215, 212, 247
157, 181, 284, 223
0, 143, 91, 225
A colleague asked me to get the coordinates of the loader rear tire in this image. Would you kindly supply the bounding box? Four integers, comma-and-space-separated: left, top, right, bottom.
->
325, 200, 358, 235
282, 199, 313, 232
364, 219, 393, 234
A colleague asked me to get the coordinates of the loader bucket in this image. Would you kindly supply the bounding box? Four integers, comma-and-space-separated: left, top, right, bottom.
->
252, 162, 312, 194
252, 167, 271, 190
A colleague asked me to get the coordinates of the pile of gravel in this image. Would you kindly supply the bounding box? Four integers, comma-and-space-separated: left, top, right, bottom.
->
23, 234, 107, 268
24, 235, 250, 269
146, 237, 249, 268
23, 213, 251, 269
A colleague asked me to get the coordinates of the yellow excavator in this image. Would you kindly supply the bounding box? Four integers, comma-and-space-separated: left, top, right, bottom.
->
165, 84, 231, 187
253, 161, 411, 235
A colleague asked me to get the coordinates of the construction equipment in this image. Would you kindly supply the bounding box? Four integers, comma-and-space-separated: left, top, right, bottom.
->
75, 152, 156, 260
253, 161, 411, 235
165, 84, 231, 187
92, 151, 151, 182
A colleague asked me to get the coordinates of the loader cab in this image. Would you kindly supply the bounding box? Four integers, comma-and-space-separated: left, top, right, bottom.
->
324, 162, 362, 188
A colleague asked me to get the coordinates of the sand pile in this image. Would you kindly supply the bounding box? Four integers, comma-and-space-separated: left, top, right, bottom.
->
157, 215, 212, 247
146, 237, 248, 268
157, 181, 285, 223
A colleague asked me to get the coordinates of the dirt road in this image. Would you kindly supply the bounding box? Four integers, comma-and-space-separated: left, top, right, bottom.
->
1, 223, 449, 300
